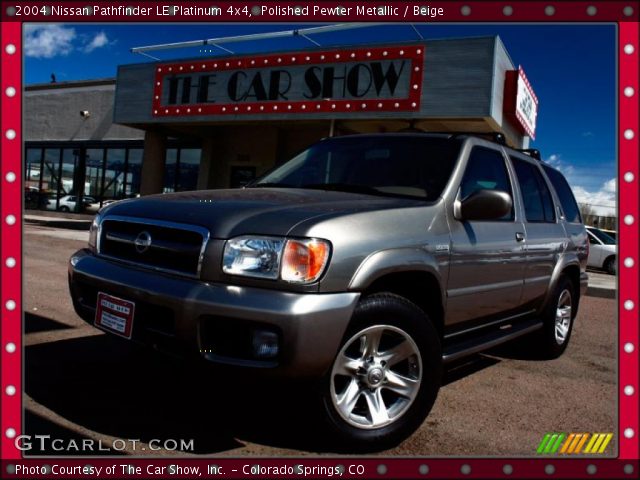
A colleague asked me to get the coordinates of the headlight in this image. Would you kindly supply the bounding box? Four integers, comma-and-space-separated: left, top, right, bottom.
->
222, 236, 331, 284
223, 236, 285, 279
88, 214, 101, 252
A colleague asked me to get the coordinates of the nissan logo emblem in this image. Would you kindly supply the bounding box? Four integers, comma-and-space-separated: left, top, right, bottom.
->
134, 231, 152, 253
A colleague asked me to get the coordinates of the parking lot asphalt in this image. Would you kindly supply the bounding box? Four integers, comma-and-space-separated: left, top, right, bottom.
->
23, 224, 617, 457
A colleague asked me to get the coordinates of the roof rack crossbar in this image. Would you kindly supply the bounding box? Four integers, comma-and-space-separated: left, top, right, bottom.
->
517, 149, 542, 160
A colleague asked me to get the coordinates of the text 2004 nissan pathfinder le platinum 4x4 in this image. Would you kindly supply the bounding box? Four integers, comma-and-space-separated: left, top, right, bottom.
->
69, 133, 589, 449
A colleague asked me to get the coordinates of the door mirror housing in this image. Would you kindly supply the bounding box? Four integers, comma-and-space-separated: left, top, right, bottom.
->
458, 189, 513, 221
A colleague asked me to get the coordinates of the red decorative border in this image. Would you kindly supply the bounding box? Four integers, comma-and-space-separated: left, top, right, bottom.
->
1, 20, 21, 461
618, 20, 639, 461
1, 2, 638, 478
152, 45, 424, 117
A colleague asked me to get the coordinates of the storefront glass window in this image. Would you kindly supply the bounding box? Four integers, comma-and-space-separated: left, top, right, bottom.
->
85, 149, 104, 199
102, 148, 126, 200
163, 148, 178, 193
25, 148, 44, 209
60, 149, 79, 195
126, 149, 143, 197
43, 149, 61, 210
176, 148, 200, 191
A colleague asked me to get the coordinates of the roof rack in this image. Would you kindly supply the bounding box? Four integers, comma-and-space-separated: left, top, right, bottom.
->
450, 132, 507, 146
517, 149, 542, 160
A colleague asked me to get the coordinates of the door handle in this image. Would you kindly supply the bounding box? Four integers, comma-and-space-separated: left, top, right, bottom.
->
515, 232, 525, 242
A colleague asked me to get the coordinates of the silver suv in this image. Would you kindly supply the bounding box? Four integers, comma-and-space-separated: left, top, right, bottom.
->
68, 133, 588, 450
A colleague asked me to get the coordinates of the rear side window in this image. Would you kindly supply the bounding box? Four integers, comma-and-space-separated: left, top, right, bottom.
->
542, 165, 582, 223
460, 147, 514, 221
511, 157, 556, 223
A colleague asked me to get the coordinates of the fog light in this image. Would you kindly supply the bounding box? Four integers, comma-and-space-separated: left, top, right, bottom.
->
70, 255, 80, 267
252, 330, 279, 359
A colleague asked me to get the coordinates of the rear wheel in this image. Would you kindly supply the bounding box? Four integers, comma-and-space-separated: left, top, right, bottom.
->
533, 276, 576, 359
58, 206, 70, 212
320, 293, 442, 451
604, 256, 616, 275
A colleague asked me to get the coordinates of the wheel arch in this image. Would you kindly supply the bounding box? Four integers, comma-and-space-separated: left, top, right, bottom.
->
356, 270, 445, 339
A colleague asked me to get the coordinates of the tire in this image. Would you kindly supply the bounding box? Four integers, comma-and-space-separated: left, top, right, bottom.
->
320, 293, 442, 451
604, 256, 616, 275
533, 276, 576, 359
59, 206, 70, 212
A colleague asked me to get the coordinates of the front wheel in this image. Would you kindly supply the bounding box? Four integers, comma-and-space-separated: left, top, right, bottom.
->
320, 293, 442, 451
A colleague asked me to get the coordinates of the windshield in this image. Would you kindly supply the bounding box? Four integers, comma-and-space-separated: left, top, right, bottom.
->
588, 228, 616, 245
250, 135, 462, 201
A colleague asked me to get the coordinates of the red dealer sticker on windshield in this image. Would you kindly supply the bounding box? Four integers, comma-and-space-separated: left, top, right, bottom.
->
94, 292, 135, 339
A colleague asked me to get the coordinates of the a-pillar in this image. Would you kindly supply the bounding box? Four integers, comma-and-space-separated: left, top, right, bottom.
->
140, 130, 166, 195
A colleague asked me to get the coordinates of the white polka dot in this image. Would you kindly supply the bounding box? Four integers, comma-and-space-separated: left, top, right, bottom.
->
624, 87, 635, 97
623, 428, 634, 438
5, 44, 16, 55
624, 44, 635, 55
545, 6, 555, 16
461, 5, 471, 15
624, 300, 635, 310
5, 428, 16, 439
5, 215, 16, 225
5, 343, 16, 353
624, 129, 635, 140
5, 385, 16, 396
5, 171, 16, 182
586, 6, 597, 16
624, 385, 635, 396
624, 343, 635, 353
624, 257, 634, 268
5, 129, 16, 140
5, 257, 16, 268
5, 86, 16, 97
624, 215, 634, 225
503, 6, 513, 16
6, 300, 16, 311
625, 172, 635, 182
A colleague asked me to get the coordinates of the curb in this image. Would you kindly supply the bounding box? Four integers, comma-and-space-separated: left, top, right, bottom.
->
585, 286, 616, 299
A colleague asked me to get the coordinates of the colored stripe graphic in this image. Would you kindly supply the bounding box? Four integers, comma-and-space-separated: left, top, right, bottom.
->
560, 433, 575, 453
583, 433, 598, 453
538, 433, 614, 454
597, 434, 613, 454
567, 434, 583, 453
537, 433, 552, 454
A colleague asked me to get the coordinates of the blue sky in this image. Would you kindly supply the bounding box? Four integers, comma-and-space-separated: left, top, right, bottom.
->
23, 23, 616, 215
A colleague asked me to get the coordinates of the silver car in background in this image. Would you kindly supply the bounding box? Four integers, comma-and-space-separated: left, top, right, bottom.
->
586, 226, 617, 274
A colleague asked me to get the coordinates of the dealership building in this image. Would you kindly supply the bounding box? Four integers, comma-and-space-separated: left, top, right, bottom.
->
24, 35, 538, 210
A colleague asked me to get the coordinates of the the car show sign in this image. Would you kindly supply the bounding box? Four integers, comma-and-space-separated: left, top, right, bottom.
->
504, 66, 538, 139
151, 45, 424, 117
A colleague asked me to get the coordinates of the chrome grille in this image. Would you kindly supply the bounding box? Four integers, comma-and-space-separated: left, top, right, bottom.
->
98, 216, 209, 278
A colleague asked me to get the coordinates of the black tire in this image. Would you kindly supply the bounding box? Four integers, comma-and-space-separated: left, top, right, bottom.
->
59, 206, 70, 212
604, 256, 616, 275
532, 276, 576, 359
320, 292, 442, 452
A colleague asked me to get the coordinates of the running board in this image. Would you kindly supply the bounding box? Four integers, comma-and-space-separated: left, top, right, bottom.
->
442, 318, 543, 364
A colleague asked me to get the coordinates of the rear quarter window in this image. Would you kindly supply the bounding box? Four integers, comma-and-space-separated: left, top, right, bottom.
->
542, 165, 582, 223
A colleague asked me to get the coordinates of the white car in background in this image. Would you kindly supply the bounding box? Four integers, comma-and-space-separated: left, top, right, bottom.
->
586, 227, 617, 275
47, 195, 100, 213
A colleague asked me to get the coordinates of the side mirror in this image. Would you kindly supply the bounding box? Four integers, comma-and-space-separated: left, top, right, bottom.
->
459, 189, 512, 221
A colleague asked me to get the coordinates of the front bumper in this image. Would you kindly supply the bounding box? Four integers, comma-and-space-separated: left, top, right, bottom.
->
68, 249, 359, 378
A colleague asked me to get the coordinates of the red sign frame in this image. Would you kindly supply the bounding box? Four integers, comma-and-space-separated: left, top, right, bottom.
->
151, 45, 424, 117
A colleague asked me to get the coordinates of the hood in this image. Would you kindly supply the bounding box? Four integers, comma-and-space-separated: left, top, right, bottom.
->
101, 188, 423, 238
